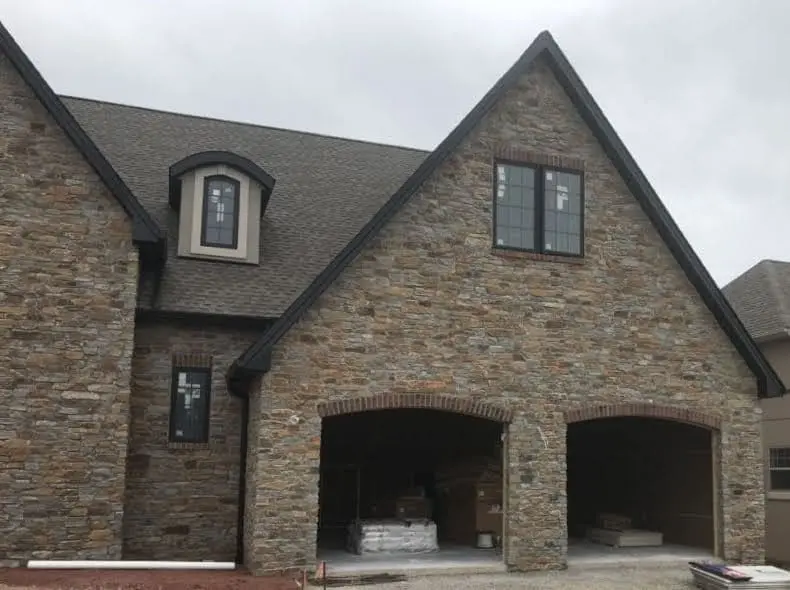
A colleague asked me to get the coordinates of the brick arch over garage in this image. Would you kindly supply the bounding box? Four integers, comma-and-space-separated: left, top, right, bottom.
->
564, 403, 721, 430
317, 393, 513, 423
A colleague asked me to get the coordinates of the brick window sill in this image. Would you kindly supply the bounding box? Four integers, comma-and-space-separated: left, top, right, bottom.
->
491, 247, 585, 265
168, 441, 210, 450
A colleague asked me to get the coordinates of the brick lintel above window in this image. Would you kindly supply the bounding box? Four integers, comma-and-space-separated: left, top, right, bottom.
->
494, 146, 585, 172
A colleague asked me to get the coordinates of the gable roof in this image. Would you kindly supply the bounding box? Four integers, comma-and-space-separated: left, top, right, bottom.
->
62, 97, 429, 316
723, 260, 790, 342
0, 21, 164, 251
229, 30, 786, 398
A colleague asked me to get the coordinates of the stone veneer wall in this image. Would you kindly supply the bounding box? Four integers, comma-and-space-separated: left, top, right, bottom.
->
123, 322, 259, 561
243, 55, 765, 573
0, 52, 138, 563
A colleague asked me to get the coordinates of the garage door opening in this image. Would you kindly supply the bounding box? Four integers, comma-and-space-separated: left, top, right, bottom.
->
317, 408, 506, 575
567, 416, 716, 565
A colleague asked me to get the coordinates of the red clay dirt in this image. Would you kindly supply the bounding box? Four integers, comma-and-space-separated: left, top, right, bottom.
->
0, 568, 301, 589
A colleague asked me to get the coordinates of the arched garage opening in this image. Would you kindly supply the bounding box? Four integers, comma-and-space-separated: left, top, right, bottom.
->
316, 396, 509, 574
566, 405, 718, 564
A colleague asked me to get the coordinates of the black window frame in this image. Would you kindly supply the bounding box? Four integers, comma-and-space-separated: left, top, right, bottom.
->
492, 160, 585, 258
200, 175, 241, 250
168, 366, 212, 444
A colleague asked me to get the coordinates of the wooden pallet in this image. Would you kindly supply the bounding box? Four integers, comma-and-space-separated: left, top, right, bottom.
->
586, 527, 663, 548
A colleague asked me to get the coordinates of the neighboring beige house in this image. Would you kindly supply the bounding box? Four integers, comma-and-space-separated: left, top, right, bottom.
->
724, 260, 790, 565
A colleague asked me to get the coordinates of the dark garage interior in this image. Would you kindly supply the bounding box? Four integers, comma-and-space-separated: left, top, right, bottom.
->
567, 417, 714, 553
317, 409, 504, 557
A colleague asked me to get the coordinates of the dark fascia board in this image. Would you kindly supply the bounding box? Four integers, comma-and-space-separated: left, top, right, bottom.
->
136, 308, 277, 332
229, 30, 786, 398
169, 150, 276, 217
0, 20, 165, 255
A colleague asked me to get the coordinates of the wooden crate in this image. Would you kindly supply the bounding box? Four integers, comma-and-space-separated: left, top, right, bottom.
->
596, 512, 632, 531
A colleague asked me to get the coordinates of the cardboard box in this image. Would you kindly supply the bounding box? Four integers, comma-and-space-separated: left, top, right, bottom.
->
395, 496, 431, 519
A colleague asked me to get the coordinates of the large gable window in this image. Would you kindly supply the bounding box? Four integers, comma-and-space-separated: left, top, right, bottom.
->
201, 175, 240, 249
169, 367, 211, 444
493, 162, 583, 256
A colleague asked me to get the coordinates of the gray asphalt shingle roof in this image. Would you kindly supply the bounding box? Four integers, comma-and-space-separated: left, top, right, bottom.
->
61, 96, 428, 317
723, 259, 790, 341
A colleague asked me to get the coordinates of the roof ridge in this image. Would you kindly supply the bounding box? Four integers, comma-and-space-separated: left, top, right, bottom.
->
722, 258, 770, 291
59, 94, 432, 155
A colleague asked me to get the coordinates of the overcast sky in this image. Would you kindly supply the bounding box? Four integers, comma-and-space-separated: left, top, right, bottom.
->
1, 0, 788, 286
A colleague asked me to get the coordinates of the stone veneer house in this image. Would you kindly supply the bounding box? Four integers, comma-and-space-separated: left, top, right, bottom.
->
724, 260, 790, 566
0, 20, 785, 575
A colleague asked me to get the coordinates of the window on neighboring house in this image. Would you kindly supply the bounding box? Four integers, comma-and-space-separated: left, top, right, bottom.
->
169, 367, 211, 443
201, 175, 240, 249
770, 447, 790, 490
493, 162, 584, 256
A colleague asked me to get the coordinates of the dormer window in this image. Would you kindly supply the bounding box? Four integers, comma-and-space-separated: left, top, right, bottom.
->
168, 151, 276, 265
201, 176, 240, 249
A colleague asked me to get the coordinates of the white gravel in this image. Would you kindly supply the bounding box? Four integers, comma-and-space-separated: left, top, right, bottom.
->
331, 565, 697, 589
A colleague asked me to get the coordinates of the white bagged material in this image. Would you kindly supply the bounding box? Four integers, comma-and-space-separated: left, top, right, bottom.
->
347, 519, 439, 555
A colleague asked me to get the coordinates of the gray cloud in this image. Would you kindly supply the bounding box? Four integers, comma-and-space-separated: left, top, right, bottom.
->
2, 0, 788, 285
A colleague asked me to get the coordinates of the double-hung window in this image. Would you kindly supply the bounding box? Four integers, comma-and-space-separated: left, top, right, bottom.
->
493, 162, 584, 256
770, 447, 790, 490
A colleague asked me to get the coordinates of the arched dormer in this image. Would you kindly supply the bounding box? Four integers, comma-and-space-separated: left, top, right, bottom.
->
169, 151, 276, 264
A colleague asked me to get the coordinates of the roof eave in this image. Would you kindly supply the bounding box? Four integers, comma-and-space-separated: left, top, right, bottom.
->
227, 350, 272, 398
229, 30, 785, 400
546, 53, 786, 399
0, 20, 165, 251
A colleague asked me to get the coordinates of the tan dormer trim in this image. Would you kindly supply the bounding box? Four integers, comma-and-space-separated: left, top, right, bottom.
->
176, 165, 262, 264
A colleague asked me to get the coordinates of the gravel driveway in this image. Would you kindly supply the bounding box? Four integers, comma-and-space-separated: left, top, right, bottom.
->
330, 565, 697, 589
1, 564, 700, 589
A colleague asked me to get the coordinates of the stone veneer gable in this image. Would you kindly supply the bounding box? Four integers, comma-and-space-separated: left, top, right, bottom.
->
243, 55, 764, 573
0, 51, 138, 563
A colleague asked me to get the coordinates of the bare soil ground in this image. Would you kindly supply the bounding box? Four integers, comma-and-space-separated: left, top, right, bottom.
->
0, 568, 300, 589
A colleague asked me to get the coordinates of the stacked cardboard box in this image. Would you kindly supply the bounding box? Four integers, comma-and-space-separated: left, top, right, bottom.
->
435, 455, 503, 545
395, 495, 432, 520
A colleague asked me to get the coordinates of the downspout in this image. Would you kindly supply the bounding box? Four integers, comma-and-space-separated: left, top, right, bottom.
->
236, 391, 250, 565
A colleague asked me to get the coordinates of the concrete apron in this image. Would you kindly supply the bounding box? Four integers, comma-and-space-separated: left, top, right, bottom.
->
317, 543, 713, 580
317, 546, 506, 579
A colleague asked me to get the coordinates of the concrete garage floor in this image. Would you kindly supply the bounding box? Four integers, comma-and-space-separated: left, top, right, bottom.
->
318, 540, 711, 578
318, 546, 506, 577
567, 538, 713, 568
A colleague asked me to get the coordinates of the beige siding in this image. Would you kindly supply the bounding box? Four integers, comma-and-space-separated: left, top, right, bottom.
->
760, 339, 790, 563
